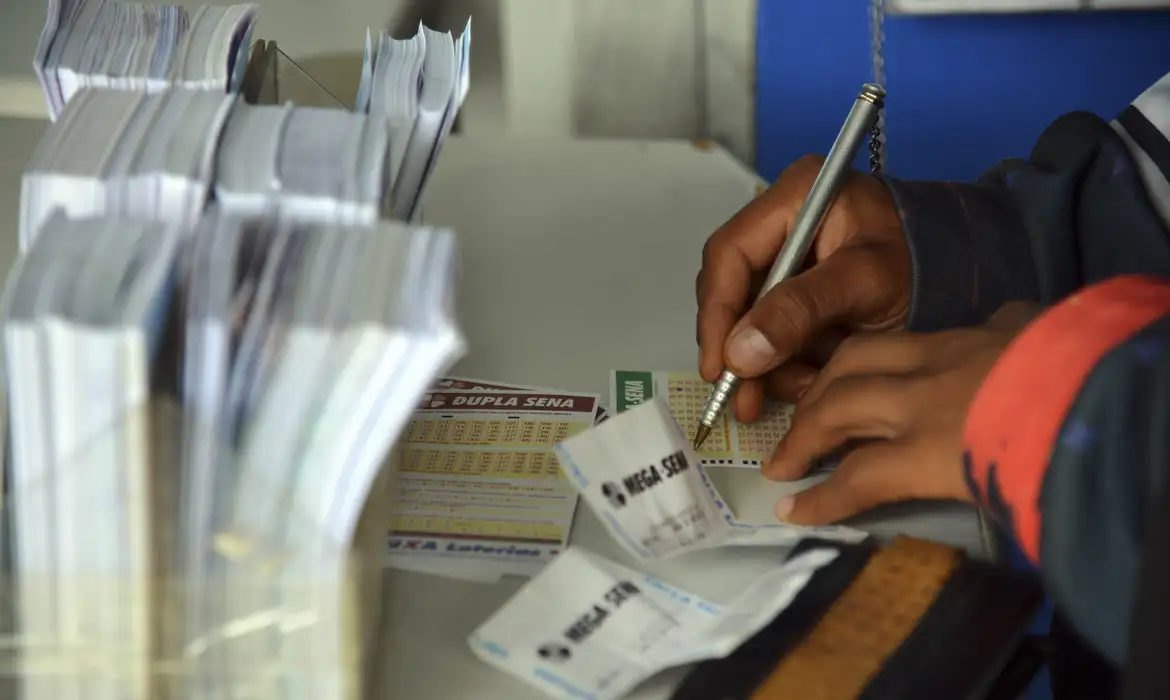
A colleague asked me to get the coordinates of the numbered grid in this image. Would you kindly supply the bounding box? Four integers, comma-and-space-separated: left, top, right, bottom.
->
664, 374, 731, 452
395, 481, 575, 519
399, 447, 566, 480
390, 514, 566, 543
733, 403, 794, 456
406, 417, 580, 447
397, 476, 573, 497
394, 501, 571, 521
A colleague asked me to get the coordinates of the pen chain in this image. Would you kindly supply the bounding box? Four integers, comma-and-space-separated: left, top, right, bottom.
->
869, 0, 887, 175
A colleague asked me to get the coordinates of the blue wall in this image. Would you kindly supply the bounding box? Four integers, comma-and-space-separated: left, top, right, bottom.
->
756, 3, 1170, 182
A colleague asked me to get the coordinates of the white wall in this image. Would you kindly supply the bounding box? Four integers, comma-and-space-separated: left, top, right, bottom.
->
0, 0, 757, 166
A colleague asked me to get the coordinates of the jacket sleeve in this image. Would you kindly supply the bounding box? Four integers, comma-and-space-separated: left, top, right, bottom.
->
962, 275, 1170, 668
881, 72, 1170, 332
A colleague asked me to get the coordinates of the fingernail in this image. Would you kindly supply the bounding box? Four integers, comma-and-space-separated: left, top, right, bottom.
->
763, 443, 792, 481
764, 442, 783, 471
727, 327, 777, 376
774, 496, 795, 521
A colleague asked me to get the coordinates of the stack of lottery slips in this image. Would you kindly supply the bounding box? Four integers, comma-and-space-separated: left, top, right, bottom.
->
19, 87, 236, 251
0, 209, 466, 700
387, 377, 606, 584
213, 103, 392, 226
355, 21, 471, 221
33, 0, 256, 120
2, 211, 185, 700
177, 211, 465, 700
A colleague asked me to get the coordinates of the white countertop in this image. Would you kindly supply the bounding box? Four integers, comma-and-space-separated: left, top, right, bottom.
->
0, 118, 996, 699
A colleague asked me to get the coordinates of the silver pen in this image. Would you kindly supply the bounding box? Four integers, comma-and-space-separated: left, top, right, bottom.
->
693, 83, 886, 450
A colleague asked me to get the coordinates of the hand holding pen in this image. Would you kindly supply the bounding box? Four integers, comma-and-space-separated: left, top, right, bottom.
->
694, 85, 910, 448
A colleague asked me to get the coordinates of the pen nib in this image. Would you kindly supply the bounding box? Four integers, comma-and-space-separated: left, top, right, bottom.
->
693, 425, 711, 451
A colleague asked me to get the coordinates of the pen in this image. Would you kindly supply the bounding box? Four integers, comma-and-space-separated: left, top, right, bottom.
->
693, 83, 886, 451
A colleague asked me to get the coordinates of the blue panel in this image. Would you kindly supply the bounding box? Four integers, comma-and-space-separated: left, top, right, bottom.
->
756, 1, 1170, 182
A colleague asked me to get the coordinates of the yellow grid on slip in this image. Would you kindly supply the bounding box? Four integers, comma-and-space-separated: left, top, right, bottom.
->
399, 447, 564, 480
389, 514, 565, 543
666, 374, 732, 451
612, 370, 794, 467
405, 417, 578, 448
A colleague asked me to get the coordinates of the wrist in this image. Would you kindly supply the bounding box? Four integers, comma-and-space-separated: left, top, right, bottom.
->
877, 177, 1036, 333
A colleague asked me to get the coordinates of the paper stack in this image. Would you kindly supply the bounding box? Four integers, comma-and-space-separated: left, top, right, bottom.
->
178, 211, 465, 699
356, 22, 471, 221
3, 211, 185, 700
19, 87, 236, 252
33, 0, 257, 120
213, 103, 392, 226
1, 209, 465, 700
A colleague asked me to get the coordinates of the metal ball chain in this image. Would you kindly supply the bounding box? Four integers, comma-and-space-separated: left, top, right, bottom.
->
868, 0, 887, 175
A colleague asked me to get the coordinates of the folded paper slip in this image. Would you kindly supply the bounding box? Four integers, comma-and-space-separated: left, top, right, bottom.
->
469, 545, 842, 700
670, 536, 1046, 700
554, 397, 865, 562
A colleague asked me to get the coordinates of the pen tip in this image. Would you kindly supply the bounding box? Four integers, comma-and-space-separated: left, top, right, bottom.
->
693, 425, 711, 451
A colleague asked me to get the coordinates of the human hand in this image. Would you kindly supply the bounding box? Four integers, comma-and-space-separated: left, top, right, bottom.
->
696, 155, 911, 423
765, 302, 1042, 525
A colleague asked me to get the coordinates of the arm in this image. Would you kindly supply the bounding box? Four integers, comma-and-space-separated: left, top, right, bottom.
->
882, 72, 1170, 331
963, 275, 1170, 667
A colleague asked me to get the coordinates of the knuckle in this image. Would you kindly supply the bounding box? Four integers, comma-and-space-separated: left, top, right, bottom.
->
792, 154, 827, 173
701, 233, 731, 268
795, 378, 851, 427
813, 377, 858, 413
700, 236, 716, 265
756, 287, 818, 347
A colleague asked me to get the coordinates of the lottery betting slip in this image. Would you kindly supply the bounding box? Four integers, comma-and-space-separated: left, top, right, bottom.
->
387, 377, 604, 582
555, 397, 865, 562
610, 370, 792, 468
469, 545, 840, 700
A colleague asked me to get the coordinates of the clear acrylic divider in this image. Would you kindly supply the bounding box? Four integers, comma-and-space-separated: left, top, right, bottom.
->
0, 396, 389, 700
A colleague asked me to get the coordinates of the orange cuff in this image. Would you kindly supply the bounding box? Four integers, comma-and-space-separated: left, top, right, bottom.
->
964, 275, 1170, 564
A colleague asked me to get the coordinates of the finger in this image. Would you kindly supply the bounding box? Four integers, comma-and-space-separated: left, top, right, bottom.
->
774, 440, 919, 526
725, 243, 896, 378
806, 330, 848, 367
766, 374, 912, 481
760, 362, 819, 403
798, 332, 935, 408
733, 378, 766, 423
705, 155, 826, 267
698, 157, 833, 381
696, 244, 752, 382
754, 333, 846, 404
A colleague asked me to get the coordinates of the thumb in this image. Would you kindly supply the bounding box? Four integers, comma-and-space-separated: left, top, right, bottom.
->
725, 243, 897, 378
774, 441, 911, 526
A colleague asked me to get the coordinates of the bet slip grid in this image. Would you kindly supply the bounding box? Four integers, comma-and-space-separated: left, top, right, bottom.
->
387, 378, 600, 576
610, 370, 794, 468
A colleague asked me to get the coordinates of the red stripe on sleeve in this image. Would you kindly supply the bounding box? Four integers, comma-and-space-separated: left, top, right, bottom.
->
964, 275, 1170, 564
